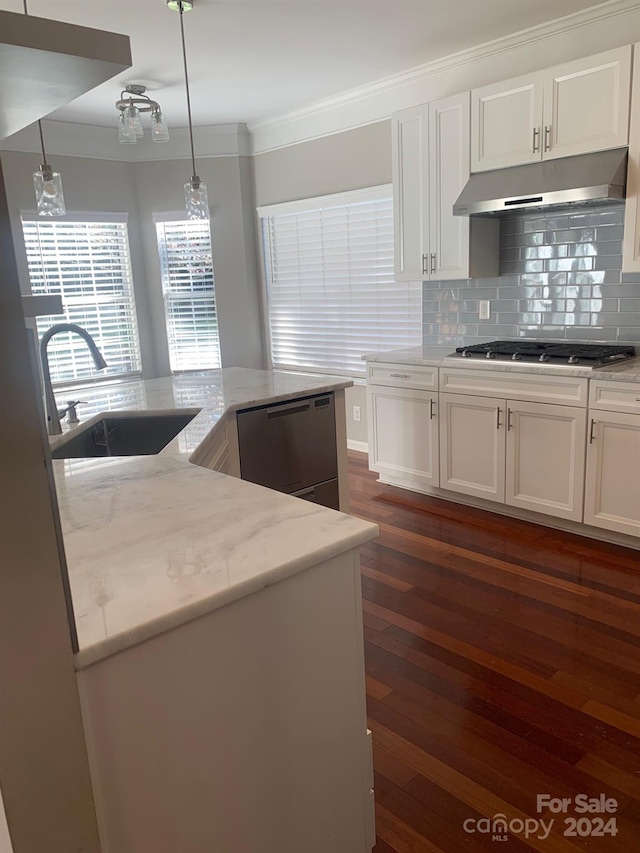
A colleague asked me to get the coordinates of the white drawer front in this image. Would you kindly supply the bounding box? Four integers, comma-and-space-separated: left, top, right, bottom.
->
589, 379, 640, 414
439, 367, 588, 407
367, 361, 437, 390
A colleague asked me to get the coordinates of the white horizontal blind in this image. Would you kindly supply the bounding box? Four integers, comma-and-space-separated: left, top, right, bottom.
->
260, 189, 421, 376
155, 219, 221, 372
22, 217, 141, 385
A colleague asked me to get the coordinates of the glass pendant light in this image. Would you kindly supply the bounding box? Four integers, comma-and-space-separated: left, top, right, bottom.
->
23, 0, 66, 215
118, 111, 137, 144
125, 103, 144, 137
33, 122, 65, 216
151, 108, 170, 142
169, 0, 209, 220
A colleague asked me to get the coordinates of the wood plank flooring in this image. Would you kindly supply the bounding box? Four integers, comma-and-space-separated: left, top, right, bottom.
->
348, 450, 640, 852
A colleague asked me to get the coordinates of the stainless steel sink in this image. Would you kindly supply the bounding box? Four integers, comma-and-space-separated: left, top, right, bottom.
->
51, 413, 197, 459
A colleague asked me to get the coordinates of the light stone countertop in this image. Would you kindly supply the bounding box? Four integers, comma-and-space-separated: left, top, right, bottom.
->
50, 368, 377, 669
363, 346, 640, 382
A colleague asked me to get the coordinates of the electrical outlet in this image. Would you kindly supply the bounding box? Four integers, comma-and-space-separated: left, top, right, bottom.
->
353, 405, 361, 422
479, 300, 491, 320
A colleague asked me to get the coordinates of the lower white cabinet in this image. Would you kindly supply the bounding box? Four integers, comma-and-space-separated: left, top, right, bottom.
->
439, 393, 586, 520
367, 384, 439, 490
505, 400, 586, 522
439, 393, 504, 502
585, 411, 640, 536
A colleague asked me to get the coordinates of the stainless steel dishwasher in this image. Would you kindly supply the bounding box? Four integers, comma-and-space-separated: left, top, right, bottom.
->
236, 393, 339, 509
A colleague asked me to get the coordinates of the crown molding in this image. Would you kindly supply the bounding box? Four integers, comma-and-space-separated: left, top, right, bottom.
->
249, 0, 640, 154
0, 121, 251, 161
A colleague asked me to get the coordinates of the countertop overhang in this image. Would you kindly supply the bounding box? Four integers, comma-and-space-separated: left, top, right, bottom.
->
51, 368, 377, 669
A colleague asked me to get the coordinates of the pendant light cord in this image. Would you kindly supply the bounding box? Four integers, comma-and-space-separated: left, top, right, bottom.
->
22, 0, 48, 167
178, 2, 198, 179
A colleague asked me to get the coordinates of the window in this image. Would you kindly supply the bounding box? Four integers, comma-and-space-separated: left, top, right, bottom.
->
155, 218, 221, 372
259, 186, 421, 377
22, 215, 141, 385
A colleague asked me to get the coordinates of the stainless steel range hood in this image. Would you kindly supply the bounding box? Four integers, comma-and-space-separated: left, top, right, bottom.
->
453, 148, 627, 217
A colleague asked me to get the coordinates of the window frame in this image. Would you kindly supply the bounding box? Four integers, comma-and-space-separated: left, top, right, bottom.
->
21, 211, 142, 388
153, 212, 221, 374
257, 184, 420, 379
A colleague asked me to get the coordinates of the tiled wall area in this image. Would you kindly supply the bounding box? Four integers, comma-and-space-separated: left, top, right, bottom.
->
422, 203, 640, 346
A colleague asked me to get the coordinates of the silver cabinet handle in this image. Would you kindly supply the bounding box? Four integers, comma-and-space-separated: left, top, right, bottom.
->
589, 419, 596, 444
507, 408, 513, 431
430, 253, 436, 275
496, 407, 502, 430
390, 373, 410, 379
429, 399, 436, 420
422, 254, 428, 276
544, 125, 551, 152
533, 127, 540, 153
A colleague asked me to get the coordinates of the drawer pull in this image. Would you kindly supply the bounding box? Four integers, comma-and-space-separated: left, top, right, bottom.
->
390, 373, 410, 379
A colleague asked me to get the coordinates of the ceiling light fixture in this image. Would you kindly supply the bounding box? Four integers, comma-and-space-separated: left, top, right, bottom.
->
168, 0, 209, 220
115, 84, 169, 144
23, 0, 65, 215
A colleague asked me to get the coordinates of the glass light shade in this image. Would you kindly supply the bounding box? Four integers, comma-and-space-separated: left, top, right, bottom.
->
125, 104, 143, 137
185, 177, 209, 220
151, 110, 170, 142
167, 1, 193, 10
34, 167, 65, 216
118, 112, 137, 144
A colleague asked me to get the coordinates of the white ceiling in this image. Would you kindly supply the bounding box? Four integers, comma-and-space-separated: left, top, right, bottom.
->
0, 0, 611, 128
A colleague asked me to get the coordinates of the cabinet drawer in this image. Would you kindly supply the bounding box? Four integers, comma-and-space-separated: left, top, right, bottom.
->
439, 367, 588, 406
367, 361, 437, 390
589, 379, 640, 414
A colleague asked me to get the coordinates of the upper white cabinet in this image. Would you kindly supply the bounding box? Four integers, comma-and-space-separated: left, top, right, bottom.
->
392, 106, 430, 281
392, 93, 499, 282
471, 46, 632, 172
471, 73, 544, 172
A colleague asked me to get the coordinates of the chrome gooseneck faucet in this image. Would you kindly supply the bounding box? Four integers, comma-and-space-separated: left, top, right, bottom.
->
40, 324, 107, 435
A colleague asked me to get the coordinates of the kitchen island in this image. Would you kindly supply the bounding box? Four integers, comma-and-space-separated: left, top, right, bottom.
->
51, 367, 378, 853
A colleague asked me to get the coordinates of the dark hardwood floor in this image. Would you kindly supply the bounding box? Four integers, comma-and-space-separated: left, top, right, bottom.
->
348, 450, 640, 852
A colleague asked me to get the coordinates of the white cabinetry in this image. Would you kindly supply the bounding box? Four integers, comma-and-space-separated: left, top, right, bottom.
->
392, 94, 498, 282
472, 46, 631, 172
471, 73, 544, 172
367, 363, 439, 491
505, 400, 586, 521
585, 380, 640, 536
439, 392, 585, 520
439, 392, 504, 502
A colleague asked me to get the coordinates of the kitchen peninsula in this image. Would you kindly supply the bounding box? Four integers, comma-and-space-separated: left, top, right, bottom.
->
51, 367, 378, 853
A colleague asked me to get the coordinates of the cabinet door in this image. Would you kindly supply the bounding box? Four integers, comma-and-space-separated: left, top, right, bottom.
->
543, 46, 631, 160
429, 93, 470, 280
367, 385, 439, 490
392, 106, 429, 281
505, 401, 586, 522
584, 411, 640, 537
439, 393, 505, 502
471, 73, 543, 172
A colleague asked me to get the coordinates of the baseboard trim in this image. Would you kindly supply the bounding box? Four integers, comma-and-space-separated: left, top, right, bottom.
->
375, 476, 640, 553
347, 440, 369, 454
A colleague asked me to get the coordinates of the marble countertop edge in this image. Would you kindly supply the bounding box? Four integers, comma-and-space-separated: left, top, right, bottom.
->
73, 521, 376, 671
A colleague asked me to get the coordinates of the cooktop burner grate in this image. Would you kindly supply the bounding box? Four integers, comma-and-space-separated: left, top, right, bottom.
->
454, 341, 636, 365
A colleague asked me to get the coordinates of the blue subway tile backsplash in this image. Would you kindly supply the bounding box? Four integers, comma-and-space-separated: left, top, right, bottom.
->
422, 203, 640, 347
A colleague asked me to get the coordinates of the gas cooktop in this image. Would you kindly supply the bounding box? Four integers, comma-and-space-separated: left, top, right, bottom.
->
451, 341, 636, 367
